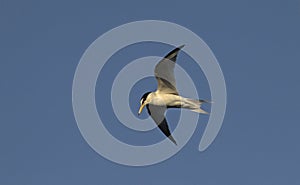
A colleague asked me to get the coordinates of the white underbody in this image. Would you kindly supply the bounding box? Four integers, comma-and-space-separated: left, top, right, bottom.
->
149, 92, 206, 113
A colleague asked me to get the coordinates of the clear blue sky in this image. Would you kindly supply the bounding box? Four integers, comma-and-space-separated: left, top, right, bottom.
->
1, 0, 300, 184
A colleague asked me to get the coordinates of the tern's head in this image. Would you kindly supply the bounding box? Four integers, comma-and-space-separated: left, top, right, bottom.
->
138, 92, 152, 115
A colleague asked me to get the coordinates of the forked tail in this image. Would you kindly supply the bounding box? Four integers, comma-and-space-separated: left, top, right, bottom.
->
182, 98, 211, 114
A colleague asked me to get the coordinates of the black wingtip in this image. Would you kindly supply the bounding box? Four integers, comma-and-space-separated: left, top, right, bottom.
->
168, 135, 177, 145
177, 44, 185, 49
164, 45, 185, 61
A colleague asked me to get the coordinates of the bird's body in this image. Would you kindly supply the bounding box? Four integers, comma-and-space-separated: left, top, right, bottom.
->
146, 92, 181, 107
138, 45, 209, 145
146, 92, 208, 112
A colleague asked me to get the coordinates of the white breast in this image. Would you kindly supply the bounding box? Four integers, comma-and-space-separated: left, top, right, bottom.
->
150, 93, 182, 107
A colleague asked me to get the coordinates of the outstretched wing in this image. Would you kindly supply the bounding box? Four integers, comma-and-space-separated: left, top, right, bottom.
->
146, 104, 177, 145
154, 45, 184, 95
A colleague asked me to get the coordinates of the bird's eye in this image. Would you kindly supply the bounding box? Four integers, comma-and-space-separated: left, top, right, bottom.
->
140, 99, 143, 104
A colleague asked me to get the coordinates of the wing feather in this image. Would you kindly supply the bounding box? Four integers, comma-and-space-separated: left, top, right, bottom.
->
146, 104, 177, 145
154, 45, 184, 95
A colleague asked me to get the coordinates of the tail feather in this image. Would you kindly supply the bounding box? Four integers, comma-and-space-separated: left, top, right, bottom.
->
186, 98, 211, 104
183, 98, 211, 114
191, 108, 209, 114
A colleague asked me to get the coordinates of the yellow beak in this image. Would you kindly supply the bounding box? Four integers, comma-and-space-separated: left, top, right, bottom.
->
138, 103, 146, 115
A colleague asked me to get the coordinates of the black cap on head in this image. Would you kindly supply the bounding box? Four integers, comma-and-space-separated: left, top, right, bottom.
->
140, 92, 151, 104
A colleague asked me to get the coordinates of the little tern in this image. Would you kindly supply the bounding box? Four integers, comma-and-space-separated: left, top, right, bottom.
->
138, 45, 209, 145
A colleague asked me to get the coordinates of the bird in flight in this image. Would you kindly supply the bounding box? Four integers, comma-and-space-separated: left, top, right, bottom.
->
138, 45, 210, 145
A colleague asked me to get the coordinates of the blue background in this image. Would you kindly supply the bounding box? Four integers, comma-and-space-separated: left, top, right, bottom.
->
1, 0, 299, 184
